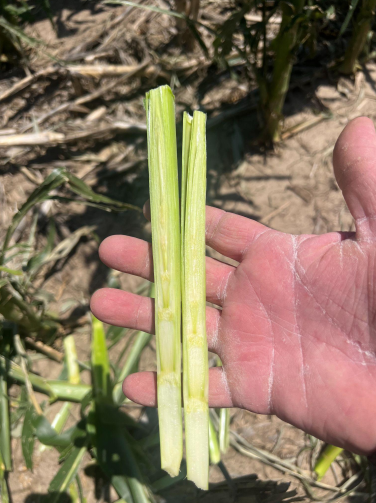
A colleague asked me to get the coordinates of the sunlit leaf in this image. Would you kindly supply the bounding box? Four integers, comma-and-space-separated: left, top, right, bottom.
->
1, 168, 67, 263
48, 444, 87, 499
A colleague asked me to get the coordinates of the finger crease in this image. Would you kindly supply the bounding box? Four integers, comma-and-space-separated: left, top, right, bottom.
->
206, 211, 228, 241
218, 269, 233, 302
134, 296, 145, 329
241, 229, 272, 259
142, 245, 152, 278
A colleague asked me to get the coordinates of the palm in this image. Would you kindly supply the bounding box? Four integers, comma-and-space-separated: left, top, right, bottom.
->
218, 230, 376, 453
91, 117, 376, 454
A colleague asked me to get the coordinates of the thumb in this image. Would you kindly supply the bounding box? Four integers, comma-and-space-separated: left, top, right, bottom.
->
333, 117, 376, 241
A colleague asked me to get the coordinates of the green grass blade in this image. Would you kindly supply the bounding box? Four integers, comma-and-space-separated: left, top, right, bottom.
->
66, 172, 140, 213
113, 284, 154, 405
48, 445, 87, 499
0, 373, 11, 471
145, 85, 182, 477
181, 110, 208, 489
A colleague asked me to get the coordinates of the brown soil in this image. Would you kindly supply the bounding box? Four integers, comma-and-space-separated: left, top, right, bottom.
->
1, 1, 375, 502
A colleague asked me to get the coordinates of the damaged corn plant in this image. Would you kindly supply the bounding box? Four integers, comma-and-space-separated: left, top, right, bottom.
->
145, 85, 211, 488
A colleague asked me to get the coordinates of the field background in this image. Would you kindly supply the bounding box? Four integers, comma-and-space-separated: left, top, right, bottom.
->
1, 1, 376, 502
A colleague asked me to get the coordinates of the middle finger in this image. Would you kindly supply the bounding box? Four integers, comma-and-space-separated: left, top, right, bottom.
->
90, 288, 222, 352
99, 235, 235, 307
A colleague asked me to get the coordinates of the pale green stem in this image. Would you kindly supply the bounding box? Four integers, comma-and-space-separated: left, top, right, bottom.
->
0, 355, 90, 402
145, 85, 182, 477
64, 335, 80, 385
219, 408, 230, 454
182, 111, 209, 489
216, 358, 230, 453
314, 445, 344, 481
209, 417, 221, 465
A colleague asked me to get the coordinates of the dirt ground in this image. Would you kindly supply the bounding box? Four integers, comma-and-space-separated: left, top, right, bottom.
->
1, 1, 376, 502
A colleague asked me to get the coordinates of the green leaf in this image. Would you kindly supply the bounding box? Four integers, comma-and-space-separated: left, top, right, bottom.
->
21, 405, 36, 470
186, 19, 209, 57
48, 445, 87, 499
28, 225, 96, 276
0, 447, 10, 503
339, 0, 360, 37
113, 328, 152, 404
110, 476, 134, 503
65, 172, 140, 213
1, 167, 139, 266
1, 168, 67, 264
95, 413, 151, 503
0, 266, 23, 276
94, 403, 143, 430
49, 196, 138, 213
0, 15, 43, 49
34, 415, 87, 449
152, 465, 187, 492
26, 219, 56, 273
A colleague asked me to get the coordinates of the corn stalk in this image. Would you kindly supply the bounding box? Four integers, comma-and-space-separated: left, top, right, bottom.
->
257, 0, 307, 143
181, 111, 209, 489
314, 445, 344, 481
340, 0, 376, 74
144, 86, 183, 478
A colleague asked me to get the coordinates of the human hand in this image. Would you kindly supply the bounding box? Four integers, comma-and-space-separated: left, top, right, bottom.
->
91, 117, 376, 455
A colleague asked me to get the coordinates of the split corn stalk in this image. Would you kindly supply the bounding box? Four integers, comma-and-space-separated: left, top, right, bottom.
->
181, 110, 209, 489
144, 85, 183, 477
